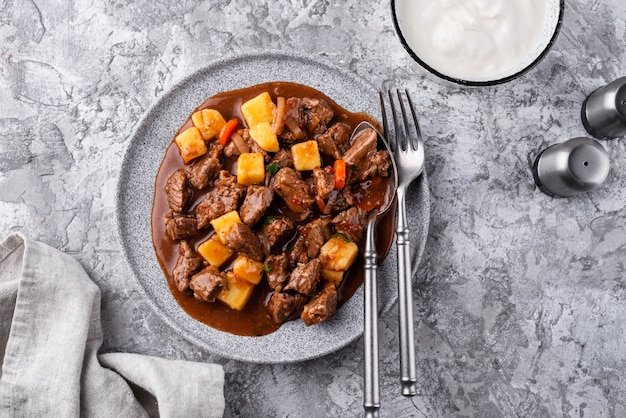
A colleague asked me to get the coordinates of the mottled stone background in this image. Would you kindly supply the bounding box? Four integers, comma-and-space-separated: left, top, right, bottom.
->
1, 1, 625, 417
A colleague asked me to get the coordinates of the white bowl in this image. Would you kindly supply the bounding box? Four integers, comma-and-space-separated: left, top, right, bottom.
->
392, 0, 564, 87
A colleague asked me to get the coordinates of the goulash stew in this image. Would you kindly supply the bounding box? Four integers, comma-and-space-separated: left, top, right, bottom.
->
152, 82, 392, 336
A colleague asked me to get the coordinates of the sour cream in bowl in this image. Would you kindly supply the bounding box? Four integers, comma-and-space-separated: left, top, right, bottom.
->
392, 0, 564, 86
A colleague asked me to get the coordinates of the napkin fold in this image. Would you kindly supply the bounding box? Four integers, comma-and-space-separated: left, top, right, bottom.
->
0, 233, 225, 418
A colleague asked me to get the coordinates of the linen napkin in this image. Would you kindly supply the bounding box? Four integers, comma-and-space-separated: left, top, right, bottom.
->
0, 233, 225, 418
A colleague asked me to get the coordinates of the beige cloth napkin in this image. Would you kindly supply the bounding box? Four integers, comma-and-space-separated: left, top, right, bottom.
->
0, 233, 225, 417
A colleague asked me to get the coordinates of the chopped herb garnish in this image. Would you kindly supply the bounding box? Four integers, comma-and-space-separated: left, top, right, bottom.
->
263, 216, 278, 225
350, 164, 361, 171
266, 162, 281, 175
263, 261, 271, 273
332, 233, 352, 242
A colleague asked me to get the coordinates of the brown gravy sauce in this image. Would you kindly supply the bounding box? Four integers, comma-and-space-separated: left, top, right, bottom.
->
151, 81, 395, 336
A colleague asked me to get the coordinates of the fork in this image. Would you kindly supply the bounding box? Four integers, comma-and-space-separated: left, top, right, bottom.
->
380, 89, 425, 397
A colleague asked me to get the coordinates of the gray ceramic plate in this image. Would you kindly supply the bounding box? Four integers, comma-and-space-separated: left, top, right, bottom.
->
116, 51, 430, 363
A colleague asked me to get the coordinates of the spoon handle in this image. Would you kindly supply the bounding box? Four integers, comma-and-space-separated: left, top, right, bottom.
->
397, 186, 417, 396
363, 219, 380, 417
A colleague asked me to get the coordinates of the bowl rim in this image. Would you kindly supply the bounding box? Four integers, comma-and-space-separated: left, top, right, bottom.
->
390, 0, 565, 87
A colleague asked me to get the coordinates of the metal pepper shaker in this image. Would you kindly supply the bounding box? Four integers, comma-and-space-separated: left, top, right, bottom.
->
581, 77, 626, 140
532, 137, 610, 197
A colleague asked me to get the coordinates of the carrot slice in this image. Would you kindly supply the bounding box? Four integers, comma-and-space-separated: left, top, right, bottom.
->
333, 159, 346, 189
218, 118, 240, 146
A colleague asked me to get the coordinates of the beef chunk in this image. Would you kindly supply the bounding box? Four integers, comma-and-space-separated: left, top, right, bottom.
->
190, 265, 228, 302
221, 130, 264, 159
195, 192, 238, 229
316, 122, 351, 159
342, 128, 376, 183
279, 205, 312, 223
223, 222, 263, 261
270, 167, 315, 214
172, 241, 204, 292
332, 206, 368, 243
259, 215, 296, 255
165, 169, 193, 212
301, 282, 338, 326
363, 150, 391, 179
287, 234, 309, 266
279, 98, 306, 143
195, 171, 247, 228
265, 253, 290, 290
223, 131, 250, 158
287, 219, 330, 265
223, 140, 240, 158
343, 128, 389, 184
240, 186, 274, 226
302, 218, 331, 259
323, 187, 355, 214
312, 166, 335, 200
164, 210, 198, 240
208, 141, 223, 159
302, 98, 333, 135
284, 258, 321, 296
214, 170, 247, 195
187, 147, 223, 190
267, 291, 307, 324
270, 148, 294, 169
240, 129, 270, 161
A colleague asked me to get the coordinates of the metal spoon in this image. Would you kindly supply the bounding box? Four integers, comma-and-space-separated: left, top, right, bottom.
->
351, 121, 398, 418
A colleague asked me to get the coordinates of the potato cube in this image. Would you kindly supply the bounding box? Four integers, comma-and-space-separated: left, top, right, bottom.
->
217, 272, 255, 311
191, 109, 226, 141
197, 235, 234, 268
319, 236, 359, 271
233, 254, 264, 285
241, 92, 273, 127
174, 126, 207, 164
291, 140, 321, 171
249, 121, 279, 152
237, 152, 265, 185
321, 268, 344, 287
210, 210, 242, 244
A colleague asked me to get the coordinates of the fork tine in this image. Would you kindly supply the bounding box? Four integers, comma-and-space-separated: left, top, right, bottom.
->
389, 90, 406, 152
379, 91, 393, 152
396, 89, 420, 152
403, 90, 422, 151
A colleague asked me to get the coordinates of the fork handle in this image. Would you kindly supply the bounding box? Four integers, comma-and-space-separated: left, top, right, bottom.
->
396, 186, 417, 396
363, 220, 380, 417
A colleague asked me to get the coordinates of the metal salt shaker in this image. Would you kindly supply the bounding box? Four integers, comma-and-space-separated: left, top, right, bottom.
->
581, 77, 626, 140
532, 137, 610, 197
